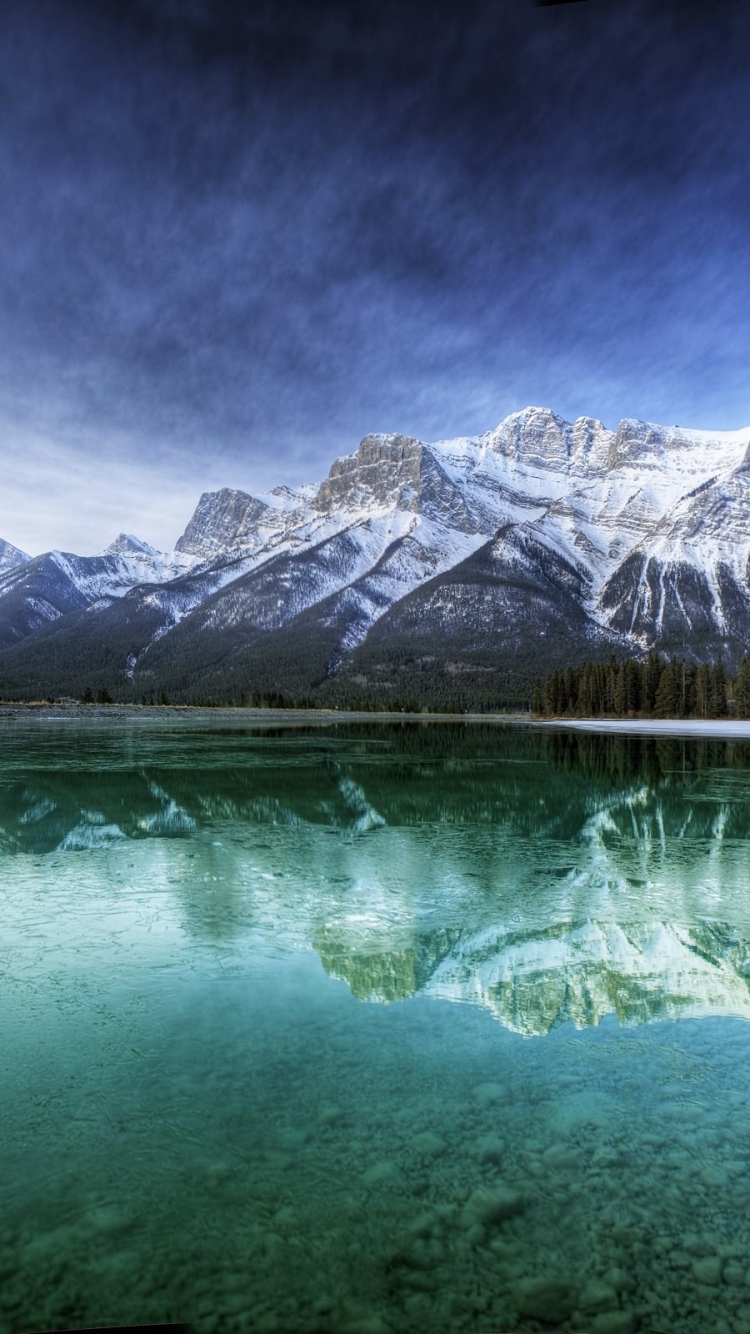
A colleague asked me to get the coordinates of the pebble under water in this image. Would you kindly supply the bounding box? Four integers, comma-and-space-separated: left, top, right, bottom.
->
3, 718, 750, 1334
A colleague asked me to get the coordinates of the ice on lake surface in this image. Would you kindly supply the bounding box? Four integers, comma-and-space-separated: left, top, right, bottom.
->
3, 719, 750, 1334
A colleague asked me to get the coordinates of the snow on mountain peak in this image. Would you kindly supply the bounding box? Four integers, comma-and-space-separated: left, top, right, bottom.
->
0, 536, 31, 575
7, 404, 750, 687
102, 533, 159, 558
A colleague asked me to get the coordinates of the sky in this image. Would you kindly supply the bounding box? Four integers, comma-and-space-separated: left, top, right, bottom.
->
2, 0, 750, 556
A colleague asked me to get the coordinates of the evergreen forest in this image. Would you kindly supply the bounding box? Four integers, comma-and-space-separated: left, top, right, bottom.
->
532, 654, 750, 720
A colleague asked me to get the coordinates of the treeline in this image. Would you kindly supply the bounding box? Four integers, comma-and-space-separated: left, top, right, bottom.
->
533, 653, 750, 719
81, 687, 317, 709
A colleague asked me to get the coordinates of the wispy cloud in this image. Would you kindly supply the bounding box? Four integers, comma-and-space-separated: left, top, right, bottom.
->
2, 0, 750, 553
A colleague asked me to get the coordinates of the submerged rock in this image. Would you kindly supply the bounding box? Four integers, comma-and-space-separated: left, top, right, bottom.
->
513, 1276, 576, 1322
475, 1133, 505, 1165
81, 1204, 134, 1236
410, 1131, 447, 1156
340, 1319, 392, 1334
603, 1266, 636, 1294
590, 1312, 636, 1334
579, 1279, 619, 1313
461, 1185, 524, 1228
472, 1081, 507, 1105
692, 1255, 722, 1286
407, 1210, 440, 1239
318, 1105, 346, 1127
684, 1233, 716, 1257
362, 1160, 406, 1188
543, 1142, 582, 1170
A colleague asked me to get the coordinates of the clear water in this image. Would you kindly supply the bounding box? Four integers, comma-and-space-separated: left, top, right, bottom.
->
3, 719, 750, 1334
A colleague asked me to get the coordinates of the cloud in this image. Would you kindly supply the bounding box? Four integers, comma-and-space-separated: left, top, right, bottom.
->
0, 424, 215, 556
1, 0, 750, 552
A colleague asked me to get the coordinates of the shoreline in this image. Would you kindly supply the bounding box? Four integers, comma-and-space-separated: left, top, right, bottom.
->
535, 717, 750, 739
3, 704, 750, 738
0, 703, 532, 726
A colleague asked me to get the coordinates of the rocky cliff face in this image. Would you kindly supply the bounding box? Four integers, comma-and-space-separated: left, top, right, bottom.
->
487, 407, 611, 475
314, 433, 477, 532
175, 488, 271, 557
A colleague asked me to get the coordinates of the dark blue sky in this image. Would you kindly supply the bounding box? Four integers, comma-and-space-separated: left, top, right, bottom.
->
2, 0, 749, 553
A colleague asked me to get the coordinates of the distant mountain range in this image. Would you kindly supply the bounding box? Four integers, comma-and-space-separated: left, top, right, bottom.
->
2, 406, 750, 705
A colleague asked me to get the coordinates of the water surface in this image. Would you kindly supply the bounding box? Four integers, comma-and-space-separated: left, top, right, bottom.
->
3, 720, 750, 1334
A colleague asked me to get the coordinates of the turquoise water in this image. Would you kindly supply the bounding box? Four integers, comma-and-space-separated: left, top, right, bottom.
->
3, 721, 750, 1334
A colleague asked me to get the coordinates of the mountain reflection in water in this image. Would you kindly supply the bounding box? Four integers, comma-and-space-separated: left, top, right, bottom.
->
3, 723, 750, 1034
8, 721, 750, 1334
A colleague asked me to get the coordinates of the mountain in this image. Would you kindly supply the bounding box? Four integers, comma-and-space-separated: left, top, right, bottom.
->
0, 536, 197, 650
0, 537, 30, 576
1, 406, 750, 703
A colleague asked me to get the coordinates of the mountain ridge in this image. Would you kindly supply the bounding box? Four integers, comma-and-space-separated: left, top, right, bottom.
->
2, 406, 750, 704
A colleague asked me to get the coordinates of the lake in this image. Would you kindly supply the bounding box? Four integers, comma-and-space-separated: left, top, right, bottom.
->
3, 718, 750, 1334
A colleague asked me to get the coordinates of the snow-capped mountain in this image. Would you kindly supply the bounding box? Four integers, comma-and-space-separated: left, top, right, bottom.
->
0, 535, 198, 650
0, 537, 30, 577
1, 406, 750, 702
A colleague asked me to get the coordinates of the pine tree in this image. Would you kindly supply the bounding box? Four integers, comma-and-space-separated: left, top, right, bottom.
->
564, 668, 577, 715
614, 662, 627, 717
545, 670, 561, 716
605, 657, 618, 714
682, 660, 697, 718
592, 663, 607, 716
735, 658, 750, 719
577, 664, 592, 717
624, 657, 641, 715
654, 659, 680, 717
709, 657, 728, 718
642, 652, 662, 716
695, 664, 710, 719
